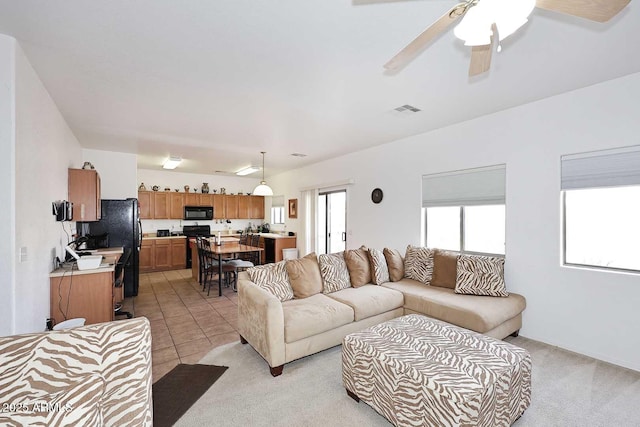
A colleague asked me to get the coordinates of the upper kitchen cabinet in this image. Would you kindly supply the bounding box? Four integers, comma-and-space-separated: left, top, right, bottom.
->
199, 194, 213, 207
237, 195, 251, 219
138, 191, 153, 219
153, 192, 170, 219
184, 192, 199, 207
169, 192, 184, 219
224, 195, 239, 219
213, 194, 225, 219
250, 195, 265, 219
68, 168, 101, 221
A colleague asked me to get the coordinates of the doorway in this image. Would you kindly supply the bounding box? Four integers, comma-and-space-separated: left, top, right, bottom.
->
317, 190, 347, 255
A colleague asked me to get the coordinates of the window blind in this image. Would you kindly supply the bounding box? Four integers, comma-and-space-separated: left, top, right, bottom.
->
561, 145, 640, 190
271, 195, 285, 207
422, 164, 506, 207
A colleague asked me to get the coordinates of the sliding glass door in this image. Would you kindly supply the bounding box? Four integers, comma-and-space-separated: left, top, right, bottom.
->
317, 190, 346, 255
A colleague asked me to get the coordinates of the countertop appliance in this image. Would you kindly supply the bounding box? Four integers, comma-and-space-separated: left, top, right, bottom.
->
156, 229, 170, 237
182, 225, 212, 268
79, 198, 141, 297
184, 205, 213, 221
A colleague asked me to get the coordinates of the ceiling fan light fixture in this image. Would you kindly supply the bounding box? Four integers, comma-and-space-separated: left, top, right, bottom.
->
454, 0, 536, 46
252, 151, 274, 196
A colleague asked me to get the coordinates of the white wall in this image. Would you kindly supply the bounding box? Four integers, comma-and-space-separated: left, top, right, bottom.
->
269, 72, 640, 372
137, 169, 263, 234
0, 36, 16, 337
14, 43, 83, 334
83, 149, 138, 199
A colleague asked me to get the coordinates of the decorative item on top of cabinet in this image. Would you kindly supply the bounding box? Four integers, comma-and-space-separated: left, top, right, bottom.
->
184, 185, 190, 192
139, 182, 146, 191
68, 168, 101, 222
202, 183, 210, 194
152, 185, 159, 191
82, 161, 95, 170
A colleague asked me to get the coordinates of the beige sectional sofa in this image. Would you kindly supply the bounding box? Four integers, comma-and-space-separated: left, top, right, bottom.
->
238, 246, 526, 376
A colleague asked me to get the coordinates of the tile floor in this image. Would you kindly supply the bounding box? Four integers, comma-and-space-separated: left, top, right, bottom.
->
132, 269, 240, 383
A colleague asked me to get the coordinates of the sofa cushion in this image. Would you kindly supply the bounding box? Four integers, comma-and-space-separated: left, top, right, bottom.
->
247, 260, 294, 301
327, 285, 404, 321
368, 248, 390, 285
318, 252, 352, 294
282, 294, 354, 342
286, 253, 324, 299
455, 254, 508, 297
344, 246, 372, 288
383, 248, 404, 282
404, 245, 434, 285
382, 279, 525, 333
431, 249, 458, 289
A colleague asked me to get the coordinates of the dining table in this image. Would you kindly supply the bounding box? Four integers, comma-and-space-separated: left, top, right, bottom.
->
208, 240, 263, 297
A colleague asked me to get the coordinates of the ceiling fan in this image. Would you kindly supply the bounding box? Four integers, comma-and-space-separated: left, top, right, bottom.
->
384, 0, 631, 76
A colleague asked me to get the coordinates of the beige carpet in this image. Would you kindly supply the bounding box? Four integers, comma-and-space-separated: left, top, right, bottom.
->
176, 336, 640, 426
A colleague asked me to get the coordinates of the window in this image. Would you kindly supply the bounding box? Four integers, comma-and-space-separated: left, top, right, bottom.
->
422, 165, 506, 256
561, 146, 640, 272
271, 195, 285, 224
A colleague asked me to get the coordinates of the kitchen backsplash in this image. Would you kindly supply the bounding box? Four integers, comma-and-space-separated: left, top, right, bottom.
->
141, 219, 259, 235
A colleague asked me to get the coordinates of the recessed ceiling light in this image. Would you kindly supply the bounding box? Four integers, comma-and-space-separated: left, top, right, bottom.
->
291, 153, 307, 157
162, 156, 182, 169
236, 166, 260, 176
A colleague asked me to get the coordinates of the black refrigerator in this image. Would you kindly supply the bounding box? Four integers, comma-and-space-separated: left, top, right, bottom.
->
80, 198, 141, 297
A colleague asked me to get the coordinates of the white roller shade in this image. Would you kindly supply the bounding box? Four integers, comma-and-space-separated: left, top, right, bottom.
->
422, 165, 506, 207
561, 145, 640, 190
271, 195, 285, 207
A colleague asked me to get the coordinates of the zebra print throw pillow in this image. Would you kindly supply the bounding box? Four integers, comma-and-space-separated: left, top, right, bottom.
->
455, 254, 509, 297
367, 248, 390, 285
318, 252, 352, 294
403, 245, 434, 285
247, 261, 295, 301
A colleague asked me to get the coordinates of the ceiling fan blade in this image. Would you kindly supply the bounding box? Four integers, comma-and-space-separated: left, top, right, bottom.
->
384, 4, 466, 71
535, 0, 630, 23
469, 44, 493, 76
468, 24, 497, 77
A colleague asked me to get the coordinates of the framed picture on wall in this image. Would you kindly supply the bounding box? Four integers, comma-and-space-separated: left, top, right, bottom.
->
288, 198, 298, 218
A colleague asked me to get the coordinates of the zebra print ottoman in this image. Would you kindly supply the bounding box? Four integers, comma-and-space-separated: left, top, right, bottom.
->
342, 314, 531, 427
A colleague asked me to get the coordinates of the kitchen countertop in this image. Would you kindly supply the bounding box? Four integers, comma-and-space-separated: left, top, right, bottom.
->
142, 235, 188, 240
50, 254, 120, 277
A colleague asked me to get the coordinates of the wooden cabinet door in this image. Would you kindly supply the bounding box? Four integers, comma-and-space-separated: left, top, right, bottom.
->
224, 195, 239, 219
199, 194, 213, 207
154, 193, 170, 219
237, 195, 251, 219
68, 168, 101, 221
169, 193, 184, 219
213, 194, 225, 219
184, 193, 199, 206
139, 240, 155, 272
250, 196, 265, 219
154, 240, 172, 269
171, 239, 187, 269
139, 191, 153, 219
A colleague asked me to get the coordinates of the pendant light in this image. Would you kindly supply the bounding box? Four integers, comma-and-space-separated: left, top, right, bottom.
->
252, 151, 274, 196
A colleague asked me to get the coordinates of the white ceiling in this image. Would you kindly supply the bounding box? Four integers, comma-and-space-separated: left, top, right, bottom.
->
0, 0, 638, 177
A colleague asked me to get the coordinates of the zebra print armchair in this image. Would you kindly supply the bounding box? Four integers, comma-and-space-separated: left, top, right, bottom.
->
0, 318, 152, 426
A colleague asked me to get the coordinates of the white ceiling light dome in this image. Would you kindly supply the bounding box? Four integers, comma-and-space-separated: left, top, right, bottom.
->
252, 152, 273, 196
454, 0, 536, 46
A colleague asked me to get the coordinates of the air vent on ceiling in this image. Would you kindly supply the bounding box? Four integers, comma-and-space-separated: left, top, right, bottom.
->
291, 153, 307, 157
394, 104, 421, 113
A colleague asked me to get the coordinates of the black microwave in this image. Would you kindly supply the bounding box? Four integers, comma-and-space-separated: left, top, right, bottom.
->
184, 206, 213, 220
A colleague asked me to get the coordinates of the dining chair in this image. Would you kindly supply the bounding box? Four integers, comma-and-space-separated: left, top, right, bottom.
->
200, 237, 237, 294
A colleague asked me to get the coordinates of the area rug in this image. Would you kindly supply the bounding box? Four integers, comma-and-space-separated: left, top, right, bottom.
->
152, 363, 228, 427
175, 337, 640, 426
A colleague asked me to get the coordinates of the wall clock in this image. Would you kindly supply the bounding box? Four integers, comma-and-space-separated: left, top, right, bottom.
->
371, 188, 383, 204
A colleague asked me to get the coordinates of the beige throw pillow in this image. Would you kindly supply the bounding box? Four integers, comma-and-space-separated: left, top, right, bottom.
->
455, 254, 509, 297
344, 246, 372, 288
318, 252, 352, 294
367, 248, 390, 285
383, 248, 404, 282
431, 249, 459, 289
286, 252, 323, 298
404, 245, 434, 285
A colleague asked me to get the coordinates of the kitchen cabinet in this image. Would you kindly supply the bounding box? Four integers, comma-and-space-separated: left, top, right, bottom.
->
199, 193, 213, 207
169, 192, 184, 219
140, 237, 186, 272
261, 236, 297, 264
225, 195, 239, 219
139, 239, 154, 272
139, 191, 153, 219
213, 194, 225, 219
68, 168, 101, 221
184, 193, 199, 206
250, 196, 265, 219
154, 192, 170, 219
238, 195, 251, 219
